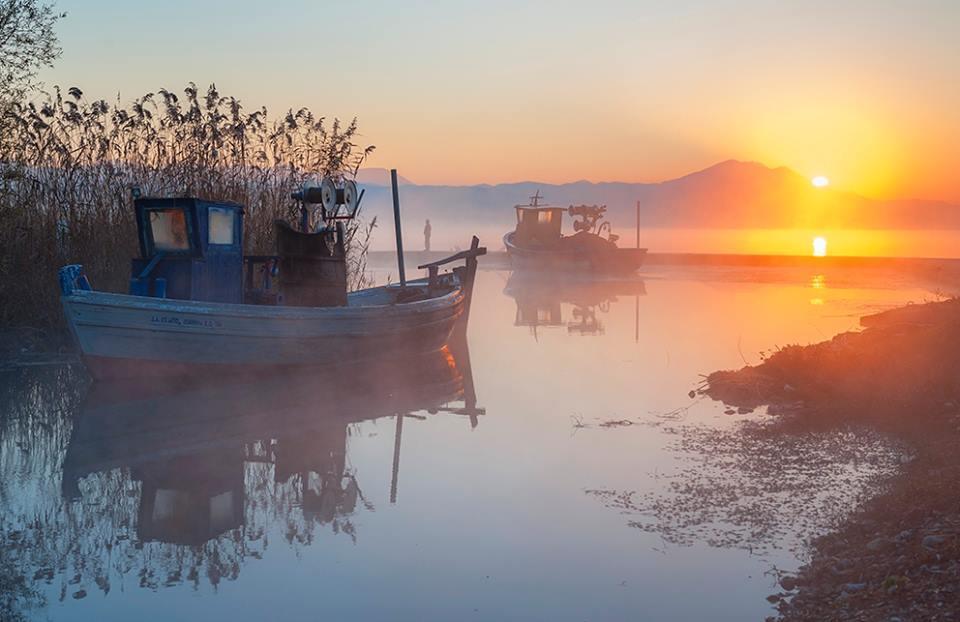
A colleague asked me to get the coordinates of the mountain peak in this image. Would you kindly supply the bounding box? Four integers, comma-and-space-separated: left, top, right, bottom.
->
674, 159, 805, 186
698, 159, 778, 174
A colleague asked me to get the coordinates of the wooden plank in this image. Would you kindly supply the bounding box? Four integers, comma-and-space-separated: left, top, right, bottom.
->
417, 240, 488, 270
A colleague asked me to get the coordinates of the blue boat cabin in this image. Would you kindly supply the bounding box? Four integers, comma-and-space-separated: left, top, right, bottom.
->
131, 198, 244, 304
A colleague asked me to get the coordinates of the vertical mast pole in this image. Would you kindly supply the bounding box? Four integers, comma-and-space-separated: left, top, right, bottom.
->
391, 169, 407, 287
390, 413, 404, 504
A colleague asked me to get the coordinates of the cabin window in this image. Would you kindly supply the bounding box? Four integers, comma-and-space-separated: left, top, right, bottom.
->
537, 211, 553, 224
209, 491, 236, 533
152, 489, 188, 522
148, 209, 190, 252
208, 207, 236, 245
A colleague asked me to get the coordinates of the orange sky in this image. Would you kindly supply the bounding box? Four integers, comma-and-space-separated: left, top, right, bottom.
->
41, 0, 960, 203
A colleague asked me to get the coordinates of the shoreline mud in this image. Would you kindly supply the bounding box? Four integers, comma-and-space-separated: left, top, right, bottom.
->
706, 298, 960, 621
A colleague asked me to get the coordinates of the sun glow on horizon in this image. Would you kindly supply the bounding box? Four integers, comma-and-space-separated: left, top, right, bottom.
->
812, 176, 830, 188
812, 236, 828, 257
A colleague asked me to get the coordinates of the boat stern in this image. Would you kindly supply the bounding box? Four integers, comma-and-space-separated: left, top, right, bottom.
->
58, 264, 91, 349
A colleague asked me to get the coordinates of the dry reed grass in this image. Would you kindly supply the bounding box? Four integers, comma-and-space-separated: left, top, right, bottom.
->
0, 83, 375, 328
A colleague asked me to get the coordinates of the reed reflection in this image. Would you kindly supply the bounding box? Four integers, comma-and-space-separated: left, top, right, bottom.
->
0, 332, 481, 614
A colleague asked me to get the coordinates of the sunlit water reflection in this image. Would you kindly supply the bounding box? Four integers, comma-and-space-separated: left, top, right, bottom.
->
0, 262, 939, 621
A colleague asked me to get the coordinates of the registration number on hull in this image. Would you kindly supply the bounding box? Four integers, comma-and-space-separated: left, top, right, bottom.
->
151, 315, 222, 329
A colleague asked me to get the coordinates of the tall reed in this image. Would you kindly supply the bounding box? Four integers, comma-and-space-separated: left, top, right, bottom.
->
0, 83, 375, 328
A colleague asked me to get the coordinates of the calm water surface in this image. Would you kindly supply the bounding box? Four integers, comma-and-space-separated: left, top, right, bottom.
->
1, 263, 938, 621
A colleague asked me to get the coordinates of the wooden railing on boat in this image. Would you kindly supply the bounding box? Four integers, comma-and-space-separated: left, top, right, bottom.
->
418, 236, 486, 323
417, 236, 487, 287
242, 236, 487, 307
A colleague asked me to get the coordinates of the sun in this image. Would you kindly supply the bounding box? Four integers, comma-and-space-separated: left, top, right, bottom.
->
812, 236, 828, 257
812, 175, 830, 188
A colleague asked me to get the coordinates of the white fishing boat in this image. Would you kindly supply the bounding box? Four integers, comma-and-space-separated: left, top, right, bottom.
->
59, 178, 485, 379
503, 191, 647, 273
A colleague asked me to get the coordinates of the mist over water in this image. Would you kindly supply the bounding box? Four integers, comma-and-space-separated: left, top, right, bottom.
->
371, 222, 960, 259
0, 261, 942, 621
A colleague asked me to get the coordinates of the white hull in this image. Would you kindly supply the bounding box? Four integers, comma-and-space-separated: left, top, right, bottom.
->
503, 232, 646, 273
62, 282, 465, 378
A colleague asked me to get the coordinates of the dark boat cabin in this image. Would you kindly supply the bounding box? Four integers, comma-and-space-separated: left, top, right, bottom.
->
514, 206, 565, 248
131, 198, 244, 304
135, 449, 245, 546
130, 196, 351, 308
515, 297, 562, 328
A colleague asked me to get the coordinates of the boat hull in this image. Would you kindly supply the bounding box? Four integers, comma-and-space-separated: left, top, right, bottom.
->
62, 284, 466, 379
503, 232, 646, 274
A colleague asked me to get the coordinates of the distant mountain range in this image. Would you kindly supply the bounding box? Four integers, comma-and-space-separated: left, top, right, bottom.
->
355, 160, 960, 234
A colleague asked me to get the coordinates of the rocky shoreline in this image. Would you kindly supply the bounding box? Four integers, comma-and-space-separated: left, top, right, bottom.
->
706, 298, 960, 621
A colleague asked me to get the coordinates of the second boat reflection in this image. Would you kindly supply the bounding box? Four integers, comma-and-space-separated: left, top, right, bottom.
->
504, 273, 647, 337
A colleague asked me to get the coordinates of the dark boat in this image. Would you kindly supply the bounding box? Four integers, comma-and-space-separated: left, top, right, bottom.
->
503, 191, 647, 273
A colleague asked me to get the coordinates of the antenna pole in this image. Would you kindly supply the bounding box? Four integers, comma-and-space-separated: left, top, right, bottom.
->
636, 200, 641, 249
390, 169, 407, 287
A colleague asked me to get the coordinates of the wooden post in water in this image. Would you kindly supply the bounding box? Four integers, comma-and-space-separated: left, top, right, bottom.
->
391, 169, 407, 287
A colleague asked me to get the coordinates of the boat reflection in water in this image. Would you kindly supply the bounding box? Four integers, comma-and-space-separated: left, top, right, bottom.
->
50, 329, 481, 590
504, 274, 646, 337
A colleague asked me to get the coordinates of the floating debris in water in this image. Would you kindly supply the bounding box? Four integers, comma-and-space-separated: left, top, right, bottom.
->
586, 420, 902, 555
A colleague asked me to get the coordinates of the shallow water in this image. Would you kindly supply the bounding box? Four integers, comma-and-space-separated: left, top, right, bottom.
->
0, 263, 938, 621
